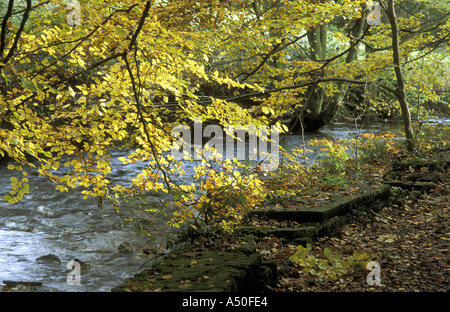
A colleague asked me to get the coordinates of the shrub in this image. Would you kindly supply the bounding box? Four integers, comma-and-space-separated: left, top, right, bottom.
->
312, 138, 351, 175
358, 133, 398, 162
167, 158, 265, 235
289, 244, 373, 280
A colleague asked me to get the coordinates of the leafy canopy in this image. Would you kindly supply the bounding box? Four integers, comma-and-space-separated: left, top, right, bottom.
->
1, 0, 448, 233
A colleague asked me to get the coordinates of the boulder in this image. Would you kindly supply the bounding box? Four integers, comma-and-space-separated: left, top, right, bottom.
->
36, 253, 61, 264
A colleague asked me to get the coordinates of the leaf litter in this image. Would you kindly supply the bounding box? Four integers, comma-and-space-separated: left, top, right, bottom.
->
256, 175, 449, 292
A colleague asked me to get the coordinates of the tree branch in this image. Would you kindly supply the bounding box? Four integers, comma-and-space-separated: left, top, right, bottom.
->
11, 0, 49, 15
30, 2, 139, 80
128, 1, 152, 50
0, 0, 15, 62
2, 0, 31, 65
122, 1, 172, 190
222, 77, 397, 103
237, 33, 308, 82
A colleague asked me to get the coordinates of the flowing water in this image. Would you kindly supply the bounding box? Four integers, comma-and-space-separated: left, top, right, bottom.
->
0, 118, 446, 291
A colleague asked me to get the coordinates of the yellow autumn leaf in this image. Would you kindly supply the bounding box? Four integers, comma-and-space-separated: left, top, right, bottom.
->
68, 86, 76, 97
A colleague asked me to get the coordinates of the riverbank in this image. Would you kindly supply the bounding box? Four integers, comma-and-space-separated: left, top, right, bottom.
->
111, 140, 449, 292
1, 122, 447, 292
110, 184, 403, 292
255, 145, 449, 292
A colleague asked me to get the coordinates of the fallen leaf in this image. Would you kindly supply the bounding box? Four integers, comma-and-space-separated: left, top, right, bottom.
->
178, 283, 192, 288
377, 234, 397, 243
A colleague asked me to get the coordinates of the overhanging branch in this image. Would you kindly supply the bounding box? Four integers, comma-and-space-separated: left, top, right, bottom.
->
0, 0, 32, 65
223, 77, 396, 103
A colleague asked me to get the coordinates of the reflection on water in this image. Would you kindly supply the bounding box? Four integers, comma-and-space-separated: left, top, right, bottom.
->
0, 119, 446, 291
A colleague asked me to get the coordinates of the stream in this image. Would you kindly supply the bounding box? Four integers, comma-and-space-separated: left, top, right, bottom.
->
0, 118, 447, 291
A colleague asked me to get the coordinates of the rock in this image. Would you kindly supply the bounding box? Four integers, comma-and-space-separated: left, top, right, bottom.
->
391, 158, 443, 172
36, 253, 61, 264
235, 235, 257, 254
416, 172, 442, 183
236, 226, 269, 237
112, 248, 276, 292
118, 243, 133, 253
382, 181, 435, 193
3, 280, 43, 287
73, 258, 91, 269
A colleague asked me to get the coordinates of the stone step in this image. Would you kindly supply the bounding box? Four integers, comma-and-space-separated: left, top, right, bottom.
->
249, 185, 392, 222
381, 181, 436, 192
112, 185, 402, 292
111, 248, 277, 292
237, 224, 321, 240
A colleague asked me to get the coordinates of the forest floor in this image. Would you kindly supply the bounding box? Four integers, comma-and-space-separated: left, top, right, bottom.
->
257, 184, 449, 292
181, 146, 449, 292
178, 137, 450, 292
253, 153, 449, 292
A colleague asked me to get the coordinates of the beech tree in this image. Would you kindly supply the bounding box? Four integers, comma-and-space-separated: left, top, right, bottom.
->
386, 0, 414, 151
0, 0, 448, 232
0, 0, 268, 232
206, 0, 449, 140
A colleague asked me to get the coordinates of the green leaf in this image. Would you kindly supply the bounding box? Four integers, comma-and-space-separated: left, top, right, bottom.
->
359, 252, 369, 260
115, 27, 128, 38
318, 259, 329, 270
307, 255, 317, 266
353, 262, 365, 271
324, 248, 332, 260
347, 256, 355, 265
296, 246, 307, 258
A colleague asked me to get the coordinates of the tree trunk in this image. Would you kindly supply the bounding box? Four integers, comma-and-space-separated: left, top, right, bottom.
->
386, 0, 415, 152
328, 18, 366, 116
305, 24, 328, 117
293, 20, 364, 132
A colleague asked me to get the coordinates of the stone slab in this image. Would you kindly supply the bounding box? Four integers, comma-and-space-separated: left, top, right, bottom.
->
237, 225, 321, 239
250, 185, 391, 222
112, 249, 276, 292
